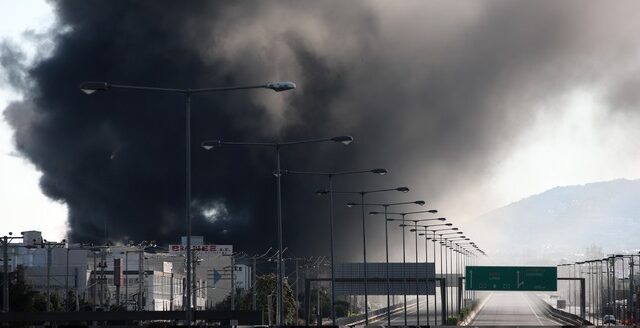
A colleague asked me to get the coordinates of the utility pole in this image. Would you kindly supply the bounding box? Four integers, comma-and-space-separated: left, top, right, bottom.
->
2, 236, 9, 313
100, 249, 106, 310
295, 258, 300, 321
1, 233, 25, 313
230, 255, 235, 311
65, 248, 69, 310
125, 251, 129, 309
192, 249, 197, 313
92, 252, 97, 311
138, 247, 144, 310
46, 245, 52, 312
252, 257, 257, 310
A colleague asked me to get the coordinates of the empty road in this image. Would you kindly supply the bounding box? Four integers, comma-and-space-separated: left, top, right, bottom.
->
469, 292, 561, 326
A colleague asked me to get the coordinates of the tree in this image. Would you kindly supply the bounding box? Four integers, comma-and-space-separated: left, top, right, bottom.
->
214, 273, 297, 323
0, 265, 70, 312
1, 265, 39, 312
334, 300, 350, 318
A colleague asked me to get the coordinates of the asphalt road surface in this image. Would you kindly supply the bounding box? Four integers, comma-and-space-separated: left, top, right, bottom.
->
469, 292, 562, 326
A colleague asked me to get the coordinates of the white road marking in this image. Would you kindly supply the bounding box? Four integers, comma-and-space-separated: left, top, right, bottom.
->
522, 293, 544, 326
468, 292, 493, 325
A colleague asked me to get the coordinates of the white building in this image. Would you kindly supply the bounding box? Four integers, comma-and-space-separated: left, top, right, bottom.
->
1, 231, 238, 311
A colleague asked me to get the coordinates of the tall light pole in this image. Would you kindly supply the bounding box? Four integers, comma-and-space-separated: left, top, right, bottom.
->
432, 228, 459, 319
325, 187, 410, 325
383, 211, 438, 325
283, 168, 388, 325
79, 80, 295, 324
416, 222, 452, 326
366, 201, 428, 326
441, 235, 463, 317
399, 217, 444, 326
445, 237, 467, 315
202, 136, 352, 325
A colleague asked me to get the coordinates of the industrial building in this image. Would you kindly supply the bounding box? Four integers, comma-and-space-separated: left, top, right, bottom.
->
1, 231, 249, 311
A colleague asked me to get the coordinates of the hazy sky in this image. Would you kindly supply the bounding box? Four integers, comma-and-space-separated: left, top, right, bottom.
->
2, 1, 640, 258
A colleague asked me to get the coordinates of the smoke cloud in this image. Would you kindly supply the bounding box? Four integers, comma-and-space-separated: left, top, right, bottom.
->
3, 0, 640, 260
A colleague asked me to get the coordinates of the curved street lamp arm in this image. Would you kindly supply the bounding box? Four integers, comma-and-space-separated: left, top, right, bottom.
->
201, 140, 275, 149
283, 169, 379, 176
190, 84, 274, 94
409, 217, 443, 222
103, 83, 185, 93
278, 135, 353, 147
353, 201, 425, 207
386, 210, 437, 216
80, 81, 295, 95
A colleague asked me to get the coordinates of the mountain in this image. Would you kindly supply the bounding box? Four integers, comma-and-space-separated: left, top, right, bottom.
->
466, 179, 640, 265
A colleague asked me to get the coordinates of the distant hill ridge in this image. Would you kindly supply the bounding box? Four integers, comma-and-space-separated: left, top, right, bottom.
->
467, 178, 640, 262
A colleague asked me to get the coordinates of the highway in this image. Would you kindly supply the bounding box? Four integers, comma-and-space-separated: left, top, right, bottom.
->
468, 292, 562, 326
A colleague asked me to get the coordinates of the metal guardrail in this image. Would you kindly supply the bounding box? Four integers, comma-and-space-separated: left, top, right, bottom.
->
529, 294, 592, 326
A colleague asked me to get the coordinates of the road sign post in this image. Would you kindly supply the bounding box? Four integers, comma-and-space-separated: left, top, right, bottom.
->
466, 266, 557, 291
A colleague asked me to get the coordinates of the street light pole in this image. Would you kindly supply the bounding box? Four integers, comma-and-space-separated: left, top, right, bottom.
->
202, 136, 353, 325
413, 221, 420, 326
415, 224, 455, 324
286, 168, 388, 325
415, 224, 456, 326
419, 232, 431, 325
367, 201, 427, 326
386, 212, 440, 325
334, 187, 411, 325
80, 80, 295, 325
430, 227, 458, 319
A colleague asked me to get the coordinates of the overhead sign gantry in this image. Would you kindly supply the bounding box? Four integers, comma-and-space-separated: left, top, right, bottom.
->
466, 266, 557, 291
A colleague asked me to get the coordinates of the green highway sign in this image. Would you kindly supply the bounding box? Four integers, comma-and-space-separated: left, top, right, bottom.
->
466, 266, 557, 291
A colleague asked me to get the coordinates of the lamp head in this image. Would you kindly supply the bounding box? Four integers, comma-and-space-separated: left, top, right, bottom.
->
331, 136, 354, 145
265, 81, 296, 92
428, 209, 438, 214
201, 140, 221, 150
346, 202, 357, 208
414, 200, 426, 206
396, 187, 410, 193
315, 190, 329, 196
445, 223, 453, 226
451, 227, 458, 230
79, 81, 109, 94
369, 211, 382, 215
371, 168, 388, 175
438, 217, 446, 221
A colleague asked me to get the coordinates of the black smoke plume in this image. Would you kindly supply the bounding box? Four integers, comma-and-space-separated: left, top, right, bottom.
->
4, 1, 640, 259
